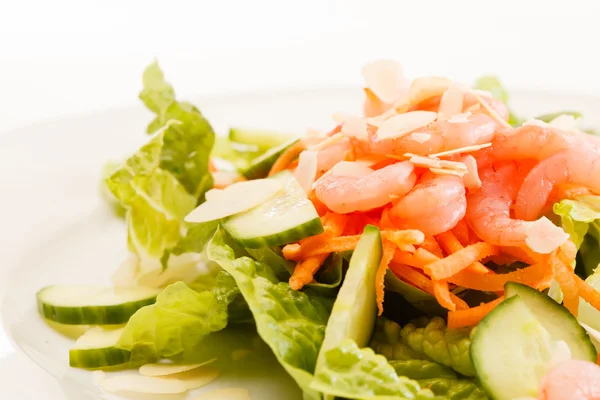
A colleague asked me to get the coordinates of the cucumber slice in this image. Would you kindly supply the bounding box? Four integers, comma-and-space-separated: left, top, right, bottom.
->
69, 327, 130, 369
241, 138, 300, 180
505, 282, 597, 362
316, 225, 382, 362
471, 283, 597, 400
229, 127, 297, 151
37, 285, 160, 325
223, 170, 323, 248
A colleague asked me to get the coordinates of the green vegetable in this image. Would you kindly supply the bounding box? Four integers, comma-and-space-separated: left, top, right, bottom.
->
229, 127, 298, 152
579, 270, 600, 332
100, 161, 127, 218
69, 327, 130, 369
241, 138, 300, 180
417, 378, 489, 400
116, 275, 238, 365
139, 60, 176, 133
212, 136, 262, 170
473, 75, 521, 126
535, 111, 583, 123
311, 339, 434, 399
371, 319, 425, 362
385, 270, 446, 316
389, 359, 457, 380
206, 227, 332, 400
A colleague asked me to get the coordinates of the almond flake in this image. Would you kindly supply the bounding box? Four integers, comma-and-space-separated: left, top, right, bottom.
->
460, 155, 482, 190
139, 359, 217, 377
447, 112, 472, 124
405, 154, 467, 171
308, 132, 345, 151
473, 89, 494, 98
430, 167, 467, 177
427, 143, 491, 158
101, 375, 188, 394
194, 388, 252, 400
469, 90, 512, 129
438, 84, 464, 120
341, 117, 369, 139
524, 217, 569, 254
331, 161, 374, 178
409, 77, 451, 106
295, 150, 318, 194
407, 132, 432, 143
361, 60, 408, 104
376, 111, 438, 140
354, 155, 388, 167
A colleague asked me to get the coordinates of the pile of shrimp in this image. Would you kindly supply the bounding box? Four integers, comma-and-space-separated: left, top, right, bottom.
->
265, 61, 600, 336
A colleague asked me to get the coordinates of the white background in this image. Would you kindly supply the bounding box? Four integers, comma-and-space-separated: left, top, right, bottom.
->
1, 0, 600, 398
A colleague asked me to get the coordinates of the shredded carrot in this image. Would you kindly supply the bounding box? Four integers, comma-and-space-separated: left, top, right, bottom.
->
392, 251, 422, 269
448, 296, 505, 329
376, 240, 397, 316
282, 243, 302, 260
424, 242, 499, 280
575, 274, 600, 313
421, 236, 445, 258
399, 244, 416, 253
552, 253, 579, 316
308, 191, 329, 216
389, 263, 435, 295
433, 280, 468, 311
289, 254, 328, 290
501, 246, 542, 265
451, 219, 470, 247
436, 232, 491, 275
268, 140, 306, 176
379, 208, 396, 230
447, 262, 548, 292
383, 230, 425, 247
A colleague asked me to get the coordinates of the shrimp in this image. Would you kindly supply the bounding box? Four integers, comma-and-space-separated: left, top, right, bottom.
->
369, 112, 497, 156
515, 148, 600, 221
389, 174, 466, 236
316, 139, 351, 172
314, 161, 416, 214
487, 124, 583, 162
538, 360, 600, 400
466, 164, 568, 253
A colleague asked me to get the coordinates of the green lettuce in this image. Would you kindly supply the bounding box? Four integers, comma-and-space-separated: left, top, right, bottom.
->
417, 378, 488, 400
117, 275, 237, 365
473, 75, 521, 126
311, 339, 434, 399
579, 270, 600, 332
389, 359, 457, 380
206, 227, 333, 400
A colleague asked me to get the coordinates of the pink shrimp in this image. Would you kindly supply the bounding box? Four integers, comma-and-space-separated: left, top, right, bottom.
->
316, 139, 351, 172
515, 148, 600, 221
314, 161, 416, 214
466, 163, 568, 253
487, 124, 583, 162
369, 112, 497, 157
538, 360, 600, 400
389, 174, 466, 235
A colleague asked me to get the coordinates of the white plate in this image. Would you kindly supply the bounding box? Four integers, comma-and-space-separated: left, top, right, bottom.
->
1, 87, 600, 400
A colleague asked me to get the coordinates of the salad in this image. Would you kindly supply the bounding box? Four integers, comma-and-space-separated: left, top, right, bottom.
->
36, 60, 600, 400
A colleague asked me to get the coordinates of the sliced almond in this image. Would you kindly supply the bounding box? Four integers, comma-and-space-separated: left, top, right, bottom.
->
307, 132, 345, 151
139, 359, 217, 377
172, 367, 220, 390
438, 84, 464, 121
524, 217, 569, 254
185, 179, 283, 223
460, 155, 482, 190
430, 167, 466, 177
205, 188, 223, 202
194, 388, 252, 400
427, 143, 491, 158
341, 117, 369, 140
212, 171, 243, 189
469, 90, 512, 128
447, 112, 472, 124
101, 374, 188, 394
376, 111, 438, 140
331, 161, 374, 178
361, 60, 408, 104
405, 154, 467, 171
409, 77, 451, 106
294, 150, 318, 195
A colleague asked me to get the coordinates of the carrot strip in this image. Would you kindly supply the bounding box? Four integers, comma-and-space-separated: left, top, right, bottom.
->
424, 242, 499, 280
282, 243, 302, 260
451, 219, 470, 247
447, 296, 505, 329
376, 240, 397, 316
389, 263, 434, 295
421, 236, 445, 258
399, 244, 416, 253
575, 274, 600, 312
501, 246, 541, 265
269, 140, 306, 176
308, 191, 328, 216
436, 232, 491, 275
552, 253, 579, 316
392, 251, 423, 270
289, 254, 328, 290
433, 280, 469, 311
379, 208, 396, 230
384, 230, 425, 246
448, 262, 548, 291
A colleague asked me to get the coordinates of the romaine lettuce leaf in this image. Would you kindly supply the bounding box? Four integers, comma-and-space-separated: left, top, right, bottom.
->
117, 276, 237, 365
206, 227, 332, 400
389, 359, 457, 380
311, 339, 434, 399
417, 378, 489, 400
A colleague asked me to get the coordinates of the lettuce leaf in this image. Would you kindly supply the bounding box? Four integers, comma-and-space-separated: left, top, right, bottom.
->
417, 378, 489, 400
116, 276, 237, 365
311, 339, 434, 399
389, 359, 457, 380
206, 227, 333, 400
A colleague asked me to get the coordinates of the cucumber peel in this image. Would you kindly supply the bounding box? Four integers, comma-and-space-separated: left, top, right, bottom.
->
69, 327, 130, 369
